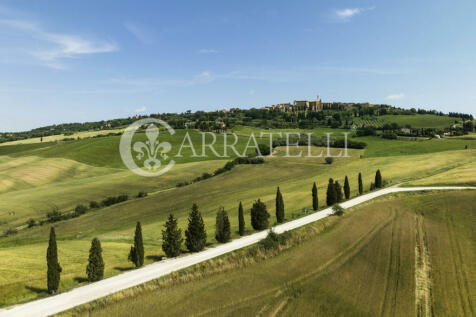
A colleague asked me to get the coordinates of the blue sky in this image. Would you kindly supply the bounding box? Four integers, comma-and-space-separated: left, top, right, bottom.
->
0, 0, 475, 131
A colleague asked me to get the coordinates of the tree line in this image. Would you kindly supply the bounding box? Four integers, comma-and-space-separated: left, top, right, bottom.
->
45, 169, 383, 293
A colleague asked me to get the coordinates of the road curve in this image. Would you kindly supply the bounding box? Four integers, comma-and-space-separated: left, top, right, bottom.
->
1, 186, 474, 317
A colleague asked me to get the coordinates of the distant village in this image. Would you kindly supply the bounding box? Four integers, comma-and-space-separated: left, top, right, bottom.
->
260, 94, 370, 113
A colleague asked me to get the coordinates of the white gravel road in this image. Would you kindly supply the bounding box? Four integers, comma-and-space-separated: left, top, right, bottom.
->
1, 186, 474, 317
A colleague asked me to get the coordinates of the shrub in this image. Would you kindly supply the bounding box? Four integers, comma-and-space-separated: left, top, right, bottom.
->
332, 204, 344, 216
259, 229, 291, 250
325, 157, 334, 164
26, 218, 37, 228
137, 191, 148, 198
74, 204, 88, 216
89, 201, 100, 209
3, 228, 18, 236
256, 143, 271, 156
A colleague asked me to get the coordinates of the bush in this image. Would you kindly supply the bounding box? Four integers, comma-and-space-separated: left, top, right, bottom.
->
256, 143, 271, 156
325, 157, 334, 164
3, 228, 18, 236
89, 201, 100, 209
101, 194, 129, 207
137, 191, 148, 198
26, 218, 37, 228
74, 204, 88, 216
332, 204, 344, 216
381, 132, 397, 139
259, 230, 291, 250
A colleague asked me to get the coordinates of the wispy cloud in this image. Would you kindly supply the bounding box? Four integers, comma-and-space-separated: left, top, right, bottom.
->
0, 18, 117, 69
248, 89, 255, 95
198, 48, 219, 54
334, 7, 375, 21
386, 93, 405, 100
124, 22, 155, 44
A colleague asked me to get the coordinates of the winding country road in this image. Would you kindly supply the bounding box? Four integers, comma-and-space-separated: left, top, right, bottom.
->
1, 186, 474, 317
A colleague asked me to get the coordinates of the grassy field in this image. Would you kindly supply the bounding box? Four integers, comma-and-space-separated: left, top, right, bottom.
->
0, 129, 125, 146
379, 114, 457, 128
0, 127, 475, 306
61, 191, 476, 316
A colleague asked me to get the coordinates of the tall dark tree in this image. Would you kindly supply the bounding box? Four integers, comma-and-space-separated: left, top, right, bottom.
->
238, 201, 245, 236
275, 186, 285, 223
375, 169, 383, 188
185, 203, 207, 252
86, 238, 104, 282
335, 181, 343, 202
358, 172, 363, 195
326, 178, 337, 206
344, 176, 350, 200
312, 182, 318, 211
250, 199, 270, 230
128, 222, 144, 268
162, 214, 183, 257
46, 227, 62, 294
215, 207, 231, 243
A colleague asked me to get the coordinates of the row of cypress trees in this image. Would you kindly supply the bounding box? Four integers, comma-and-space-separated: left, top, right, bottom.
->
326, 170, 383, 206
46, 170, 384, 293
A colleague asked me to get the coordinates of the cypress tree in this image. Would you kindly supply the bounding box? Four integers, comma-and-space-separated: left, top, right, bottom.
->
46, 227, 62, 294
162, 214, 183, 257
215, 207, 231, 243
358, 172, 363, 195
326, 178, 337, 206
128, 222, 144, 268
344, 176, 350, 200
86, 238, 104, 282
238, 201, 245, 236
375, 170, 383, 188
275, 186, 285, 223
250, 199, 270, 230
185, 203, 207, 252
312, 182, 318, 211
335, 181, 343, 202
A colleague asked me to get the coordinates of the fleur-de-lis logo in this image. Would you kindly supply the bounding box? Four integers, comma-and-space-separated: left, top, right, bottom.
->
133, 124, 171, 171
120, 118, 175, 177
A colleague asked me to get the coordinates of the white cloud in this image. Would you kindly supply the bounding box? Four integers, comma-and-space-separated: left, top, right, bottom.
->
386, 93, 405, 100
198, 48, 219, 54
249, 89, 255, 95
135, 106, 147, 113
334, 7, 375, 21
0, 18, 118, 69
124, 22, 155, 44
